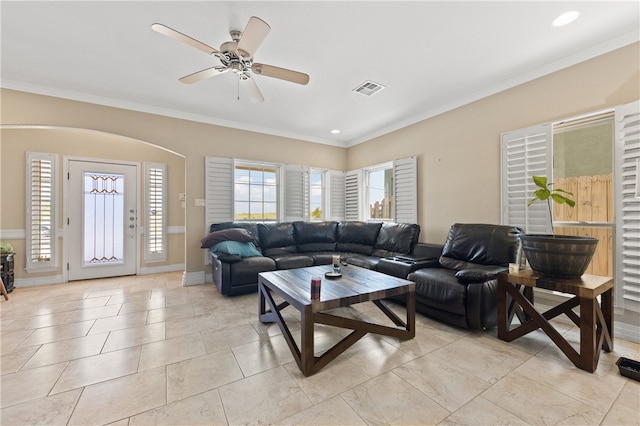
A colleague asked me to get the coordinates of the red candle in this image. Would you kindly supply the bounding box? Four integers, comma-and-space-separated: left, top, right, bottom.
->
311, 277, 321, 299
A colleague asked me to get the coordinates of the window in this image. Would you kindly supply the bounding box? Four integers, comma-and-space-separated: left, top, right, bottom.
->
344, 157, 417, 223
366, 163, 393, 220
234, 162, 278, 221
205, 156, 415, 227
145, 162, 167, 262
310, 170, 325, 220
501, 100, 640, 317
501, 114, 615, 277
553, 112, 614, 277
26, 152, 57, 272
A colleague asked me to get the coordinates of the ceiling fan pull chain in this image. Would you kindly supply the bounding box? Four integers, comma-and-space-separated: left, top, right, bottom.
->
237, 77, 240, 101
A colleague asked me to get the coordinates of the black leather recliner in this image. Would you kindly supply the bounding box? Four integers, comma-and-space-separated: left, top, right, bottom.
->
408, 223, 523, 330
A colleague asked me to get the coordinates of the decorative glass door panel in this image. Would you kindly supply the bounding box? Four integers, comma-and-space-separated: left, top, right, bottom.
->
83, 172, 126, 265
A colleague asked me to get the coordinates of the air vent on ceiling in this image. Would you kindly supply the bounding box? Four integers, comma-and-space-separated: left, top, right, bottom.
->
353, 80, 385, 96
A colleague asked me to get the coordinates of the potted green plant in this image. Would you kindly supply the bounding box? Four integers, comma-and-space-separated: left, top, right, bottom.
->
520, 175, 598, 279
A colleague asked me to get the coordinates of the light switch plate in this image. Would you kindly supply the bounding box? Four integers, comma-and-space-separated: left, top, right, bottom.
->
195, 198, 206, 207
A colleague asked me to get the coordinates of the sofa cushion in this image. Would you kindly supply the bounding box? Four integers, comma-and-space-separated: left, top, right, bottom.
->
372, 222, 420, 257
258, 222, 298, 256
209, 222, 261, 247
343, 255, 380, 270
336, 221, 382, 255
269, 254, 314, 270
209, 241, 262, 258
229, 256, 276, 286
293, 221, 338, 253
309, 252, 337, 265
201, 228, 254, 248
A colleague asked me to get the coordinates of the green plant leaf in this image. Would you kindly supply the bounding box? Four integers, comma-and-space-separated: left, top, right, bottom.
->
553, 188, 574, 196
528, 176, 575, 210
532, 175, 547, 189
534, 188, 550, 200
550, 193, 569, 204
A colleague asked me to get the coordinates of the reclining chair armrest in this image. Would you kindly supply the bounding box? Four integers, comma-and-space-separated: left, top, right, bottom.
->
465, 278, 498, 330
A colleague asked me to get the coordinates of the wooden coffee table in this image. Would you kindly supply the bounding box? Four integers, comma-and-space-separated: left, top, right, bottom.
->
258, 265, 415, 376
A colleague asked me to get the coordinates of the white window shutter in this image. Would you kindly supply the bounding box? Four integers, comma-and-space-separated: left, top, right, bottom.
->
328, 170, 345, 221
25, 152, 58, 272
393, 156, 417, 223
205, 156, 233, 227
501, 124, 552, 234
615, 100, 640, 312
283, 165, 309, 222
144, 162, 167, 262
345, 170, 361, 221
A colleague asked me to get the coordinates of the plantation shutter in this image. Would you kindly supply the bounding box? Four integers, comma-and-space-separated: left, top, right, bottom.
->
501, 124, 553, 233
614, 100, 640, 312
328, 170, 345, 220
393, 156, 417, 223
283, 165, 309, 222
205, 156, 233, 227
144, 162, 167, 262
345, 170, 361, 220
26, 152, 58, 272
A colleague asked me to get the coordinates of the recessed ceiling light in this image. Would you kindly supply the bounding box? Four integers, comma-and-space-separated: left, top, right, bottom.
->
553, 11, 579, 27
331, 129, 340, 134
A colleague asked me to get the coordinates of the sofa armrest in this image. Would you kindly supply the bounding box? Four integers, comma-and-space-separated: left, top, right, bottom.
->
377, 257, 439, 279
455, 266, 507, 283
209, 251, 242, 263
412, 243, 444, 259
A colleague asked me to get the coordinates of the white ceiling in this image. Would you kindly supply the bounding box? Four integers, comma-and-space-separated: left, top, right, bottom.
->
2, 1, 638, 147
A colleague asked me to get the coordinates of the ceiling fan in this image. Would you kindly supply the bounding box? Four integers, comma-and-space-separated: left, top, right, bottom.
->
151, 16, 309, 103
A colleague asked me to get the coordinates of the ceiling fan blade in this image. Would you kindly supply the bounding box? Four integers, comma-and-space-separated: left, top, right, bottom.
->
236, 16, 270, 58
241, 75, 264, 103
179, 67, 228, 84
151, 23, 220, 56
252, 63, 309, 85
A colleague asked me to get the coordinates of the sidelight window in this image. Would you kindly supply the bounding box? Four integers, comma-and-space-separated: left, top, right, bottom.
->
26, 152, 58, 272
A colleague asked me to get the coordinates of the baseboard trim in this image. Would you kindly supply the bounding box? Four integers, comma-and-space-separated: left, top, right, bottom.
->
182, 270, 205, 286
14, 275, 65, 288
139, 264, 185, 275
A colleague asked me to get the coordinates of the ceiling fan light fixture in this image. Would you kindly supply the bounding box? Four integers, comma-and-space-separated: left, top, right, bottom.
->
153, 16, 308, 100
553, 11, 579, 27
331, 129, 341, 134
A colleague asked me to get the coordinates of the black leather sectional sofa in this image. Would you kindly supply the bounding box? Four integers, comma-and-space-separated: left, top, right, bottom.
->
206, 221, 425, 295
205, 221, 522, 330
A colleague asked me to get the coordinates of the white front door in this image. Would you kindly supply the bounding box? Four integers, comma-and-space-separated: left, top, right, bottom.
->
68, 160, 138, 281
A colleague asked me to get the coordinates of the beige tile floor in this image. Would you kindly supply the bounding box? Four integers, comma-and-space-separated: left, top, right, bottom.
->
1, 272, 639, 425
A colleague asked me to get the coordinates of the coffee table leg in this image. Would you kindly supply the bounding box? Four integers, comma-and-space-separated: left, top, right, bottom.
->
300, 307, 315, 376
406, 289, 416, 338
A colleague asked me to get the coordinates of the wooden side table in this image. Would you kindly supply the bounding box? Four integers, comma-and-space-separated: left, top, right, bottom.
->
497, 269, 614, 373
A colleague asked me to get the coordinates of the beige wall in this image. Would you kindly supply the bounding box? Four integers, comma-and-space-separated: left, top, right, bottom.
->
348, 42, 640, 243
1, 42, 638, 282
